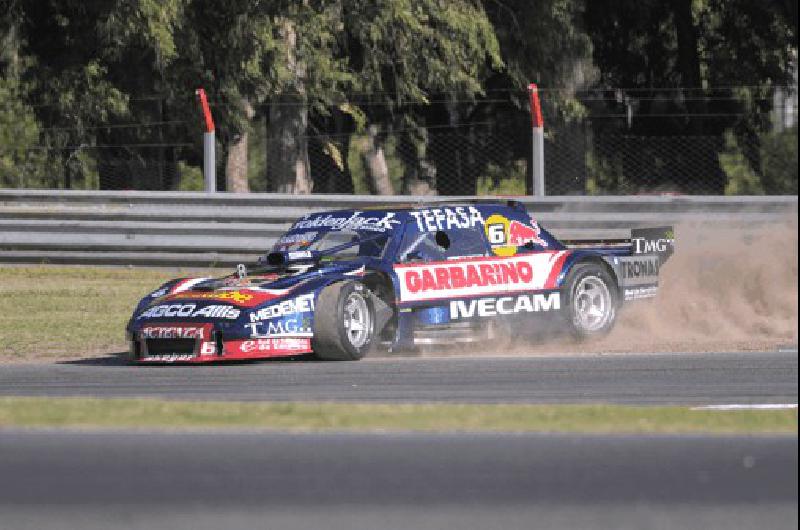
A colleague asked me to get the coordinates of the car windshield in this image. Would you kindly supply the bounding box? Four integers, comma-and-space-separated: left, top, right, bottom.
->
272, 229, 389, 260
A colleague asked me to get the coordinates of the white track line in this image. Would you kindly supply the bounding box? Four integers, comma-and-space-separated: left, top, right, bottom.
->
691, 403, 798, 411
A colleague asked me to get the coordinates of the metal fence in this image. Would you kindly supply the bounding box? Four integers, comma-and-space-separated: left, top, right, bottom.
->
2, 87, 797, 195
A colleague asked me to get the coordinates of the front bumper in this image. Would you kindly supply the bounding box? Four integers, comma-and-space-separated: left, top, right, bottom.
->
128, 322, 312, 363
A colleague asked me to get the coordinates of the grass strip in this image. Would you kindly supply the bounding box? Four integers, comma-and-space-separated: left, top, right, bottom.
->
0, 266, 216, 359
0, 397, 796, 434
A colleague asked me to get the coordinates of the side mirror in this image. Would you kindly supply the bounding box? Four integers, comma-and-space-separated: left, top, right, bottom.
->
404, 250, 424, 262
264, 251, 286, 266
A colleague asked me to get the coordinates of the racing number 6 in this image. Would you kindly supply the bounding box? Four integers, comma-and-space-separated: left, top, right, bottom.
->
487, 223, 506, 245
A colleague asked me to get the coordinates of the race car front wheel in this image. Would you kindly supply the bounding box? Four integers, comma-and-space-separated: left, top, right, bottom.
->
562, 262, 618, 338
313, 281, 375, 360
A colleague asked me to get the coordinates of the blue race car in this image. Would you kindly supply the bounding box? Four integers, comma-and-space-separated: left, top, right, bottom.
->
126, 201, 673, 362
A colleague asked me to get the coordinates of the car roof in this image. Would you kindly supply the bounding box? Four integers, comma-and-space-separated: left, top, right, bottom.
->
359, 199, 526, 212
283, 201, 531, 236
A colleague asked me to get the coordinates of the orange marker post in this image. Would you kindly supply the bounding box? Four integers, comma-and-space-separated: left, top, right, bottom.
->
528, 83, 545, 196
195, 88, 216, 192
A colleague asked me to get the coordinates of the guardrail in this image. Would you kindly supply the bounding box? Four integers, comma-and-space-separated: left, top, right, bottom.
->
1, 190, 796, 267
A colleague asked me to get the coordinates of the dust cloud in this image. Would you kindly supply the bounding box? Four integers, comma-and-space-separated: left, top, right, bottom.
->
591, 217, 798, 354
424, 217, 799, 357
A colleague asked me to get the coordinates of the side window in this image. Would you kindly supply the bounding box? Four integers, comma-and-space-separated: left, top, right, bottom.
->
445, 228, 490, 258
397, 226, 489, 262
357, 233, 389, 258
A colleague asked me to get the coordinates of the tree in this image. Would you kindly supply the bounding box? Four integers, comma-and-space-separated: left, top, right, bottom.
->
4, 0, 794, 196
0, 3, 45, 188
0, 76, 49, 188
5, 1, 187, 189
480, 0, 593, 194
342, 0, 503, 195
188, 0, 503, 195
169, 1, 355, 193
584, 0, 797, 193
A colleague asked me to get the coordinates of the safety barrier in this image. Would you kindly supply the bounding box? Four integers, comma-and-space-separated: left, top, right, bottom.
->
0, 190, 795, 267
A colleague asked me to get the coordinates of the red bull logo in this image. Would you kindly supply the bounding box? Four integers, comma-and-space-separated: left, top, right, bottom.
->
485, 214, 548, 257
508, 220, 547, 248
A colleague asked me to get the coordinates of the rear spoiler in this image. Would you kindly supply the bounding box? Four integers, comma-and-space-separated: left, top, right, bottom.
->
630, 226, 675, 264
601, 226, 675, 302
562, 226, 675, 264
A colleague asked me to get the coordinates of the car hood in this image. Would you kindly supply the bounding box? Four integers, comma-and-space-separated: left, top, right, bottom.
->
156, 260, 366, 308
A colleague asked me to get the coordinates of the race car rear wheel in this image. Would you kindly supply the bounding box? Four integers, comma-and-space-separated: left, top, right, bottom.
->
562, 262, 618, 338
313, 281, 375, 361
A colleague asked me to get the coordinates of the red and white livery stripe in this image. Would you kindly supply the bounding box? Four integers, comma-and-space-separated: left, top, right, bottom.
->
394, 251, 568, 302
171, 278, 211, 294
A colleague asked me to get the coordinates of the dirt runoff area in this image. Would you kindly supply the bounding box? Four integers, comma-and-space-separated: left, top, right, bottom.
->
427, 217, 799, 357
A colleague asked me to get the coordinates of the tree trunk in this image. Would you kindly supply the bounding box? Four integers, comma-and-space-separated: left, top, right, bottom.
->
266, 19, 312, 193
267, 97, 312, 193
225, 133, 249, 192
361, 124, 393, 195
672, 0, 706, 133
226, 100, 254, 193
398, 129, 436, 196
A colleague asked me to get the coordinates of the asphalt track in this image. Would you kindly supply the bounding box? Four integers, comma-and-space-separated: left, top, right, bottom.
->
1, 350, 797, 530
0, 429, 796, 530
0, 350, 796, 405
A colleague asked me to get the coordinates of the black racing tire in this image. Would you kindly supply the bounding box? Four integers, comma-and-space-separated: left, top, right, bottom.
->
561, 262, 619, 339
313, 281, 375, 361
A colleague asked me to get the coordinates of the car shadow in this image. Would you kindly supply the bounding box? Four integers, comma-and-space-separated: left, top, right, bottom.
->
57, 353, 317, 366
58, 354, 130, 366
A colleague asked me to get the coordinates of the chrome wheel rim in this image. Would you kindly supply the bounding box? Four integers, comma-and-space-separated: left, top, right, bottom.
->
343, 292, 371, 348
573, 276, 613, 332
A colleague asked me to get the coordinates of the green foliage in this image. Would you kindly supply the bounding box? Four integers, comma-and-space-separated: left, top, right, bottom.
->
346, 0, 503, 101
99, 0, 186, 68
485, 0, 592, 118
585, 149, 627, 195
584, 0, 797, 194
341, 0, 507, 198
722, 127, 799, 195
176, 161, 203, 191
44, 61, 129, 129
0, 76, 49, 188
760, 127, 798, 194
1, 1, 797, 194
476, 160, 527, 195
721, 131, 764, 194
701, 0, 797, 88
